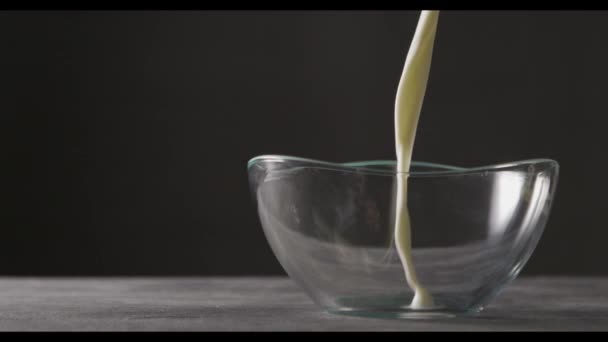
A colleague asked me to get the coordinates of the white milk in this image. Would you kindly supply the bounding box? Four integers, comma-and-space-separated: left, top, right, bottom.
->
393, 10, 439, 309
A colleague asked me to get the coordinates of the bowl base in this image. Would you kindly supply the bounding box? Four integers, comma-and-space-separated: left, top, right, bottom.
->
327, 294, 484, 320
328, 307, 483, 320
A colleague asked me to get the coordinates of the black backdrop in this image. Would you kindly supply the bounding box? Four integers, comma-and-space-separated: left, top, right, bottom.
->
0, 10, 605, 275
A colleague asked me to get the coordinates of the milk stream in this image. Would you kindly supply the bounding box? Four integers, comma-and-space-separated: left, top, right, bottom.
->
394, 10, 439, 309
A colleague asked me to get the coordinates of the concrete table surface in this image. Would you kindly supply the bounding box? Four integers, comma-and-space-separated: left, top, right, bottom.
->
0, 277, 605, 331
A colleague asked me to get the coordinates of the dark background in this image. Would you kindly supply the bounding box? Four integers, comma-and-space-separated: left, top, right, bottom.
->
0, 10, 604, 276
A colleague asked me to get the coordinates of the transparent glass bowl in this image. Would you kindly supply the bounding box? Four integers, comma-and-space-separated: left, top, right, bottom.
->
248, 155, 559, 318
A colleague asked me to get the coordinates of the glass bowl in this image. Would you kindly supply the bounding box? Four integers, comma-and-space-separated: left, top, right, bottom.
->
247, 155, 559, 318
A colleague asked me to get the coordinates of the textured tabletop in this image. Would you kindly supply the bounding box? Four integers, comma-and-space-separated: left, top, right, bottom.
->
0, 277, 605, 331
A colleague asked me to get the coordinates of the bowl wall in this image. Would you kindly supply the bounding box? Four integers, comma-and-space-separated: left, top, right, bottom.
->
248, 156, 559, 316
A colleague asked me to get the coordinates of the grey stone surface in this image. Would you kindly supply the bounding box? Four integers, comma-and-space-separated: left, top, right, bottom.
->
0, 277, 605, 331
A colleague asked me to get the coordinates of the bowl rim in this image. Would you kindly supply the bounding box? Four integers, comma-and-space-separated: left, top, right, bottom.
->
247, 154, 559, 177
